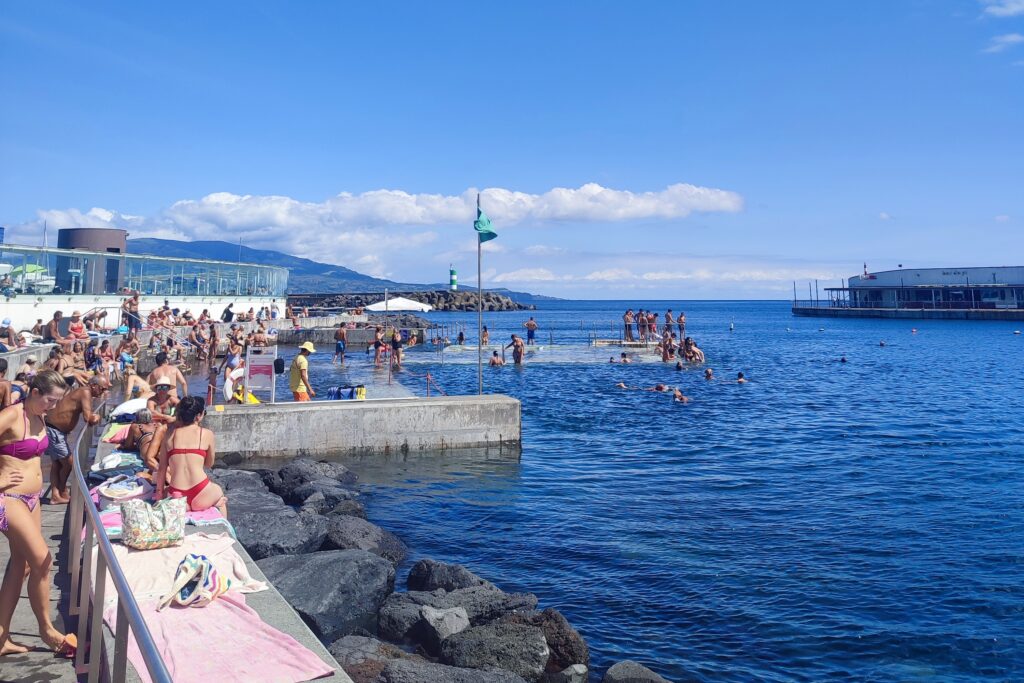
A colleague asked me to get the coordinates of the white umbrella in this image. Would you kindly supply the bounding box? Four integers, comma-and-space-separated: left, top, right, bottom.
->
365, 296, 432, 312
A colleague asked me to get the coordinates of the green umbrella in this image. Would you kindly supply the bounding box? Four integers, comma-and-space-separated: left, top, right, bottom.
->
10, 264, 47, 275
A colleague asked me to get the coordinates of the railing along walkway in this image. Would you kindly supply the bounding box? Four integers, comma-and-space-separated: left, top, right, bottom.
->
0, 467, 78, 683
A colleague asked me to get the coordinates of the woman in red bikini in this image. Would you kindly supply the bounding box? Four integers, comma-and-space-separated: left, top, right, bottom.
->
0, 370, 76, 657
155, 396, 226, 517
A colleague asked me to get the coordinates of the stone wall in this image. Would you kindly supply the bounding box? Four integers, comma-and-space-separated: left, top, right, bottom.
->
203, 395, 522, 460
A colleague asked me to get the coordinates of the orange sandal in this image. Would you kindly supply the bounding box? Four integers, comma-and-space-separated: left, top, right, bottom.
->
51, 633, 77, 658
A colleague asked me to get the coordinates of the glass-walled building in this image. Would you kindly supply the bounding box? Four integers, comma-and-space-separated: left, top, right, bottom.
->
0, 244, 288, 298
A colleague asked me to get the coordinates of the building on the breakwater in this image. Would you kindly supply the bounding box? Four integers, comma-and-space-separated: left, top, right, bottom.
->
793, 265, 1024, 320
0, 227, 288, 331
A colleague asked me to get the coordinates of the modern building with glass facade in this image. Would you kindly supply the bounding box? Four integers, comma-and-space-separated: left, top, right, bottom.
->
0, 230, 288, 331
792, 266, 1024, 320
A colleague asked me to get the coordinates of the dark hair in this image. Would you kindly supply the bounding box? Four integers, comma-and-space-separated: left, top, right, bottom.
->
14, 372, 27, 382
176, 396, 206, 425
0, 358, 7, 374
155, 351, 168, 365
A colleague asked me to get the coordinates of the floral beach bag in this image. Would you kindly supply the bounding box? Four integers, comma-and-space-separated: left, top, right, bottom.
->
119, 498, 187, 550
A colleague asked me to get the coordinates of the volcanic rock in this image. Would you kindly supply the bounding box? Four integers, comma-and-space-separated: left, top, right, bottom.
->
378, 586, 538, 642
229, 489, 328, 559
380, 658, 528, 683
407, 559, 497, 592
602, 660, 672, 683
500, 608, 589, 671
440, 622, 550, 682
257, 549, 395, 642
322, 515, 408, 565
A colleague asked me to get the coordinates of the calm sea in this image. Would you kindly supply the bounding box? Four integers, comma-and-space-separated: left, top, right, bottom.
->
298, 300, 1024, 682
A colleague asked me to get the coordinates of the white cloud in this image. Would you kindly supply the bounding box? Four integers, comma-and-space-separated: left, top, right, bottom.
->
14, 181, 740, 280
879, 212, 893, 221
491, 268, 570, 283
523, 244, 567, 256
983, 33, 1024, 53
981, 0, 1024, 17
995, 214, 1011, 221
584, 268, 635, 281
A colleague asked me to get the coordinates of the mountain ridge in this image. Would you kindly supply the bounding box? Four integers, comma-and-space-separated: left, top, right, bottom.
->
127, 238, 559, 303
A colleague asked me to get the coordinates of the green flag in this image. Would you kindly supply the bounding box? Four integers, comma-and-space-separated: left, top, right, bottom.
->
474, 208, 498, 243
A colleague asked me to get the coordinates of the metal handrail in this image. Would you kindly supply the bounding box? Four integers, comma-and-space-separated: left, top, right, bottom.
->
66, 422, 172, 683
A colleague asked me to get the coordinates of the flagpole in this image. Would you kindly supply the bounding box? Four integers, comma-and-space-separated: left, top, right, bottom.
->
477, 193, 483, 395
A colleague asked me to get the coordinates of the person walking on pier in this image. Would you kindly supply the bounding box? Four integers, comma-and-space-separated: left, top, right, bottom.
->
523, 317, 539, 346
333, 324, 348, 365
0, 371, 78, 657
290, 342, 316, 401
623, 309, 634, 341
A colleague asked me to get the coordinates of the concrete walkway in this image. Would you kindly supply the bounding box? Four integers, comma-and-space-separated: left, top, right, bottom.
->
0, 486, 79, 683
92, 439, 352, 682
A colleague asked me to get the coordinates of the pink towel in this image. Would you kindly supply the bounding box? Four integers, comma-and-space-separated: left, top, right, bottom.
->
104, 593, 336, 683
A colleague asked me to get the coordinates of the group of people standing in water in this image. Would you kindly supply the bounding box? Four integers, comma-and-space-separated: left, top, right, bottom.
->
622, 308, 685, 342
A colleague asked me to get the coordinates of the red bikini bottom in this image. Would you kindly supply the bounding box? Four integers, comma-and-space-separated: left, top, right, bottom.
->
167, 478, 210, 508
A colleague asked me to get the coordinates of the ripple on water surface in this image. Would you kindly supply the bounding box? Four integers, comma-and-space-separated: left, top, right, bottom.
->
292, 301, 1024, 681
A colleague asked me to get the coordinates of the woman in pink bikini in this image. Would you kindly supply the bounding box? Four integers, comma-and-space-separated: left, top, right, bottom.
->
0, 370, 76, 657
155, 396, 226, 517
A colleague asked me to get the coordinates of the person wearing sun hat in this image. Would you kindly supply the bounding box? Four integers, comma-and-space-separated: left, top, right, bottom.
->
289, 342, 316, 401
67, 311, 89, 340
0, 317, 19, 350
147, 376, 179, 423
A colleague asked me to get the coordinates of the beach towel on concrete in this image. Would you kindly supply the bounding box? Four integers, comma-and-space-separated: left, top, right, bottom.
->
102, 533, 265, 609
104, 592, 335, 683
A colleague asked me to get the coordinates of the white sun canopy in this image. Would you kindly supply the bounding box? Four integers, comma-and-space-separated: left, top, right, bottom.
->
365, 296, 433, 312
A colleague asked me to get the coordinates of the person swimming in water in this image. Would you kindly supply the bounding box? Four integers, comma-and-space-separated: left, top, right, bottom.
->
737, 372, 747, 384
609, 356, 616, 363
620, 352, 631, 364
489, 351, 505, 366
673, 388, 690, 403
704, 368, 714, 380
675, 361, 683, 371
840, 355, 847, 363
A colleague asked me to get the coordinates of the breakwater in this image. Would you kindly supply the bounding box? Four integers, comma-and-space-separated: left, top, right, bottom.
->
204, 395, 522, 460
313, 290, 535, 312
212, 458, 671, 682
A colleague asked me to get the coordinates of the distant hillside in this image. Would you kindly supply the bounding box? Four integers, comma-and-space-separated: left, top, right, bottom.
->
127, 238, 559, 301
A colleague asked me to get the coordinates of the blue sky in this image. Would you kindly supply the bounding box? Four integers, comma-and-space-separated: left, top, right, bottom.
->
2, 1, 1022, 298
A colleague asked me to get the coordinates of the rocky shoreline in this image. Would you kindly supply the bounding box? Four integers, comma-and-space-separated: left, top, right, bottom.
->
322, 290, 536, 313
211, 460, 671, 682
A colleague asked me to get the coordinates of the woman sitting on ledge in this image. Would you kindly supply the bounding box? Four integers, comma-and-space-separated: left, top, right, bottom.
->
155, 396, 226, 517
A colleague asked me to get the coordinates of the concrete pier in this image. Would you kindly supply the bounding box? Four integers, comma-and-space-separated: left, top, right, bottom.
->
792, 305, 1024, 321
203, 395, 522, 460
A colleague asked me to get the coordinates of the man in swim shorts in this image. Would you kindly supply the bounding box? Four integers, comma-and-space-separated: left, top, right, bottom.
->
523, 317, 539, 346
333, 324, 347, 365
46, 375, 106, 503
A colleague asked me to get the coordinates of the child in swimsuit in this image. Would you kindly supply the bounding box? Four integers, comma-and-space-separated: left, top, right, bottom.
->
155, 396, 226, 516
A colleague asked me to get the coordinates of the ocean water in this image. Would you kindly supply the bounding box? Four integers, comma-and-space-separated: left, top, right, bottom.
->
298, 300, 1024, 682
